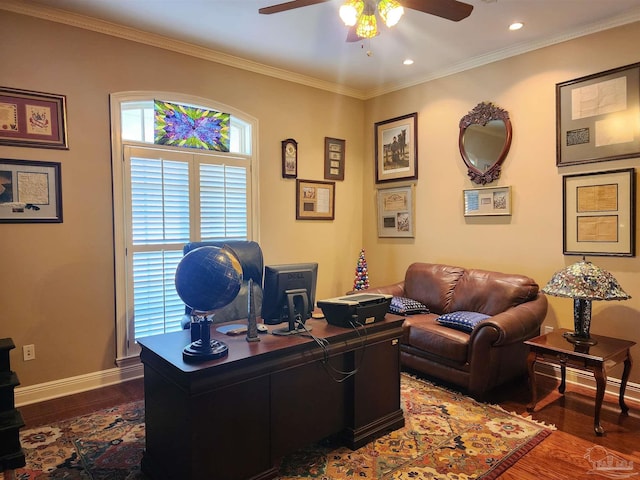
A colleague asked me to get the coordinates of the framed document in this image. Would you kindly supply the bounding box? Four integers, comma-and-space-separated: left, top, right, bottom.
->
324, 137, 345, 181
296, 179, 335, 220
463, 186, 512, 217
563, 168, 635, 256
376, 184, 415, 237
0, 159, 63, 223
0, 87, 68, 149
556, 63, 640, 166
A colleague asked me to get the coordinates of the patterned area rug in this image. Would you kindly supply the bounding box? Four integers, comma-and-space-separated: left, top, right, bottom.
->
16, 374, 553, 479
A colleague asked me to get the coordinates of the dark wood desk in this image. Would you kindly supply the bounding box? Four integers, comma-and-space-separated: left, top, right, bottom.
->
138, 316, 405, 480
525, 329, 635, 435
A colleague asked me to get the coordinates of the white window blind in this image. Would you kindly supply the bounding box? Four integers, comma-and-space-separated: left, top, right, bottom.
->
200, 163, 247, 239
125, 147, 250, 342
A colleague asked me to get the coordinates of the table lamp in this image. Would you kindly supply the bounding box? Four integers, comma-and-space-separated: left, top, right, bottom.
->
542, 258, 631, 346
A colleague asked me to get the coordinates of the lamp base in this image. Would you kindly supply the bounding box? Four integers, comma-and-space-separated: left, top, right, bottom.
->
563, 331, 598, 347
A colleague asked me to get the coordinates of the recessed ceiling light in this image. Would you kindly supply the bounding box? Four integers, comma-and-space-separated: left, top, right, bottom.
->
509, 22, 524, 31
403, 58, 414, 65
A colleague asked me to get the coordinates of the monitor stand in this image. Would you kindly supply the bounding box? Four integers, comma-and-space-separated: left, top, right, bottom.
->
272, 289, 312, 336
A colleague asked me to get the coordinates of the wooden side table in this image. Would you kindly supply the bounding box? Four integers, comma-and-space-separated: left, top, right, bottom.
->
525, 328, 635, 436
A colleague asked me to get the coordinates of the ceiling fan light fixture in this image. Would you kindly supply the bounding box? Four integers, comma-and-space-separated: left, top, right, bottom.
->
356, 13, 378, 38
378, 0, 404, 27
339, 0, 365, 26
356, 12, 378, 38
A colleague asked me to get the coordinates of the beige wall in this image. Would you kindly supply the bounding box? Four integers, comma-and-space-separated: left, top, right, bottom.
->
363, 22, 640, 384
1, 10, 639, 389
0, 12, 364, 386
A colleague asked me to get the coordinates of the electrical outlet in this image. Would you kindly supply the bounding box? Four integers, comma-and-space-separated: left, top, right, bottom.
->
23, 344, 35, 361
543, 326, 554, 335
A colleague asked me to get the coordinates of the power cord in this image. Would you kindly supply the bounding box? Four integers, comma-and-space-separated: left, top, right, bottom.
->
294, 316, 368, 383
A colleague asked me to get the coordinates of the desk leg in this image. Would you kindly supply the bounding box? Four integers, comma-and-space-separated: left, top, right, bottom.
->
526, 350, 537, 412
593, 365, 606, 436
619, 351, 633, 414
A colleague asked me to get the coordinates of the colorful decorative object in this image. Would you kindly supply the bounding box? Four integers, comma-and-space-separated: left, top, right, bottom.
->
154, 100, 230, 151
353, 248, 369, 290
542, 258, 631, 346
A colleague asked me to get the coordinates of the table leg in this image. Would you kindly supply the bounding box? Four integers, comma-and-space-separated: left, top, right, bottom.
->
559, 363, 566, 394
619, 351, 633, 414
526, 350, 537, 412
593, 365, 606, 436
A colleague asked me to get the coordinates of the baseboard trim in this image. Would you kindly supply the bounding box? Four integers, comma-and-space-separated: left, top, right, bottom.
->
13, 360, 640, 408
535, 361, 640, 406
14, 361, 144, 407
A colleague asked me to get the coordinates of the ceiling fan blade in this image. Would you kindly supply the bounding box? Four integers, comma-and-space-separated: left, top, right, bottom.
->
402, 0, 473, 22
259, 0, 330, 15
346, 26, 361, 42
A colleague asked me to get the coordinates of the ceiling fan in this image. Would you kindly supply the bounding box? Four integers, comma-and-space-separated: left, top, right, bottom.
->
259, 0, 474, 41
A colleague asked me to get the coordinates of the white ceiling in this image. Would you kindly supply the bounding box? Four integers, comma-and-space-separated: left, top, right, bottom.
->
5, 0, 640, 98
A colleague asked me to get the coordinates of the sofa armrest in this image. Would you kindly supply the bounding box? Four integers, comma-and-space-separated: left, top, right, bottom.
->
470, 293, 548, 346
366, 282, 406, 298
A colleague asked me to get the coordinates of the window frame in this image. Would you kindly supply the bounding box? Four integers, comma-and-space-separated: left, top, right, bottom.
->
110, 91, 259, 364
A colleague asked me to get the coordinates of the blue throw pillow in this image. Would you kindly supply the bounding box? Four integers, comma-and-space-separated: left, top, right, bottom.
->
389, 296, 429, 315
436, 311, 490, 333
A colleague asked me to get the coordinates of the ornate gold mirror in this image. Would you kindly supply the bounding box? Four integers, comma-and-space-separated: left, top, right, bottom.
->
459, 102, 512, 184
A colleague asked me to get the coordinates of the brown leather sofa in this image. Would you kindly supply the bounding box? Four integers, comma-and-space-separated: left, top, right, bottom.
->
367, 262, 548, 399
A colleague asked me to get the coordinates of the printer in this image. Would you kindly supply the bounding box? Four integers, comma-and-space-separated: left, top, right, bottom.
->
317, 293, 392, 328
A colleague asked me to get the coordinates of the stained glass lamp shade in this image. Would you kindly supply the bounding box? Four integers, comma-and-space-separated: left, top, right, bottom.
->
378, 0, 404, 26
339, 0, 364, 26
356, 11, 378, 38
542, 259, 631, 346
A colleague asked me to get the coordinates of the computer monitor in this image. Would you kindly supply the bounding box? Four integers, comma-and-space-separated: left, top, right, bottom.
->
261, 262, 318, 335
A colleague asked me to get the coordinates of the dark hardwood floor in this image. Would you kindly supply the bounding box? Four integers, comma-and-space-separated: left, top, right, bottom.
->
17, 371, 640, 479
19, 378, 144, 427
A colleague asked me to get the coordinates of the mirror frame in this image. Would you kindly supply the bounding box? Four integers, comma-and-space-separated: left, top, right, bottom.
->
459, 102, 512, 185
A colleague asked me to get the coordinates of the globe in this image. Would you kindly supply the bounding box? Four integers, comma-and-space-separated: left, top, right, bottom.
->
175, 245, 243, 313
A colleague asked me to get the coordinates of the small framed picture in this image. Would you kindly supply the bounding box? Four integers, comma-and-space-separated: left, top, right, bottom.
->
282, 138, 297, 178
556, 62, 640, 166
463, 185, 511, 217
375, 113, 418, 183
324, 137, 345, 181
0, 159, 63, 223
296, 179, 335, 220
563, 168, 635, 256
0, 87, 68, 149
376, 184, 415, 237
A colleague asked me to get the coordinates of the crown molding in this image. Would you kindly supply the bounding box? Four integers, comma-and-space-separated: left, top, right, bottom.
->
0, 0, 367, 100
2, 1, 640, 102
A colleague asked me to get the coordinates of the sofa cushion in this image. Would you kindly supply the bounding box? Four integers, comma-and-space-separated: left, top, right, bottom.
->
403, 263, 465, 314
449, 268, 539, 316
436, 311, 490, 333
389, 296, 429, 315
403, 314, 470, 365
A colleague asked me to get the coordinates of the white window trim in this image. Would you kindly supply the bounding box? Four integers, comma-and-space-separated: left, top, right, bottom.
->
110, 91, 260, 364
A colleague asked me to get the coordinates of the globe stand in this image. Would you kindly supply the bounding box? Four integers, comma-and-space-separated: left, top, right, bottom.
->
183, 312, 229, 363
